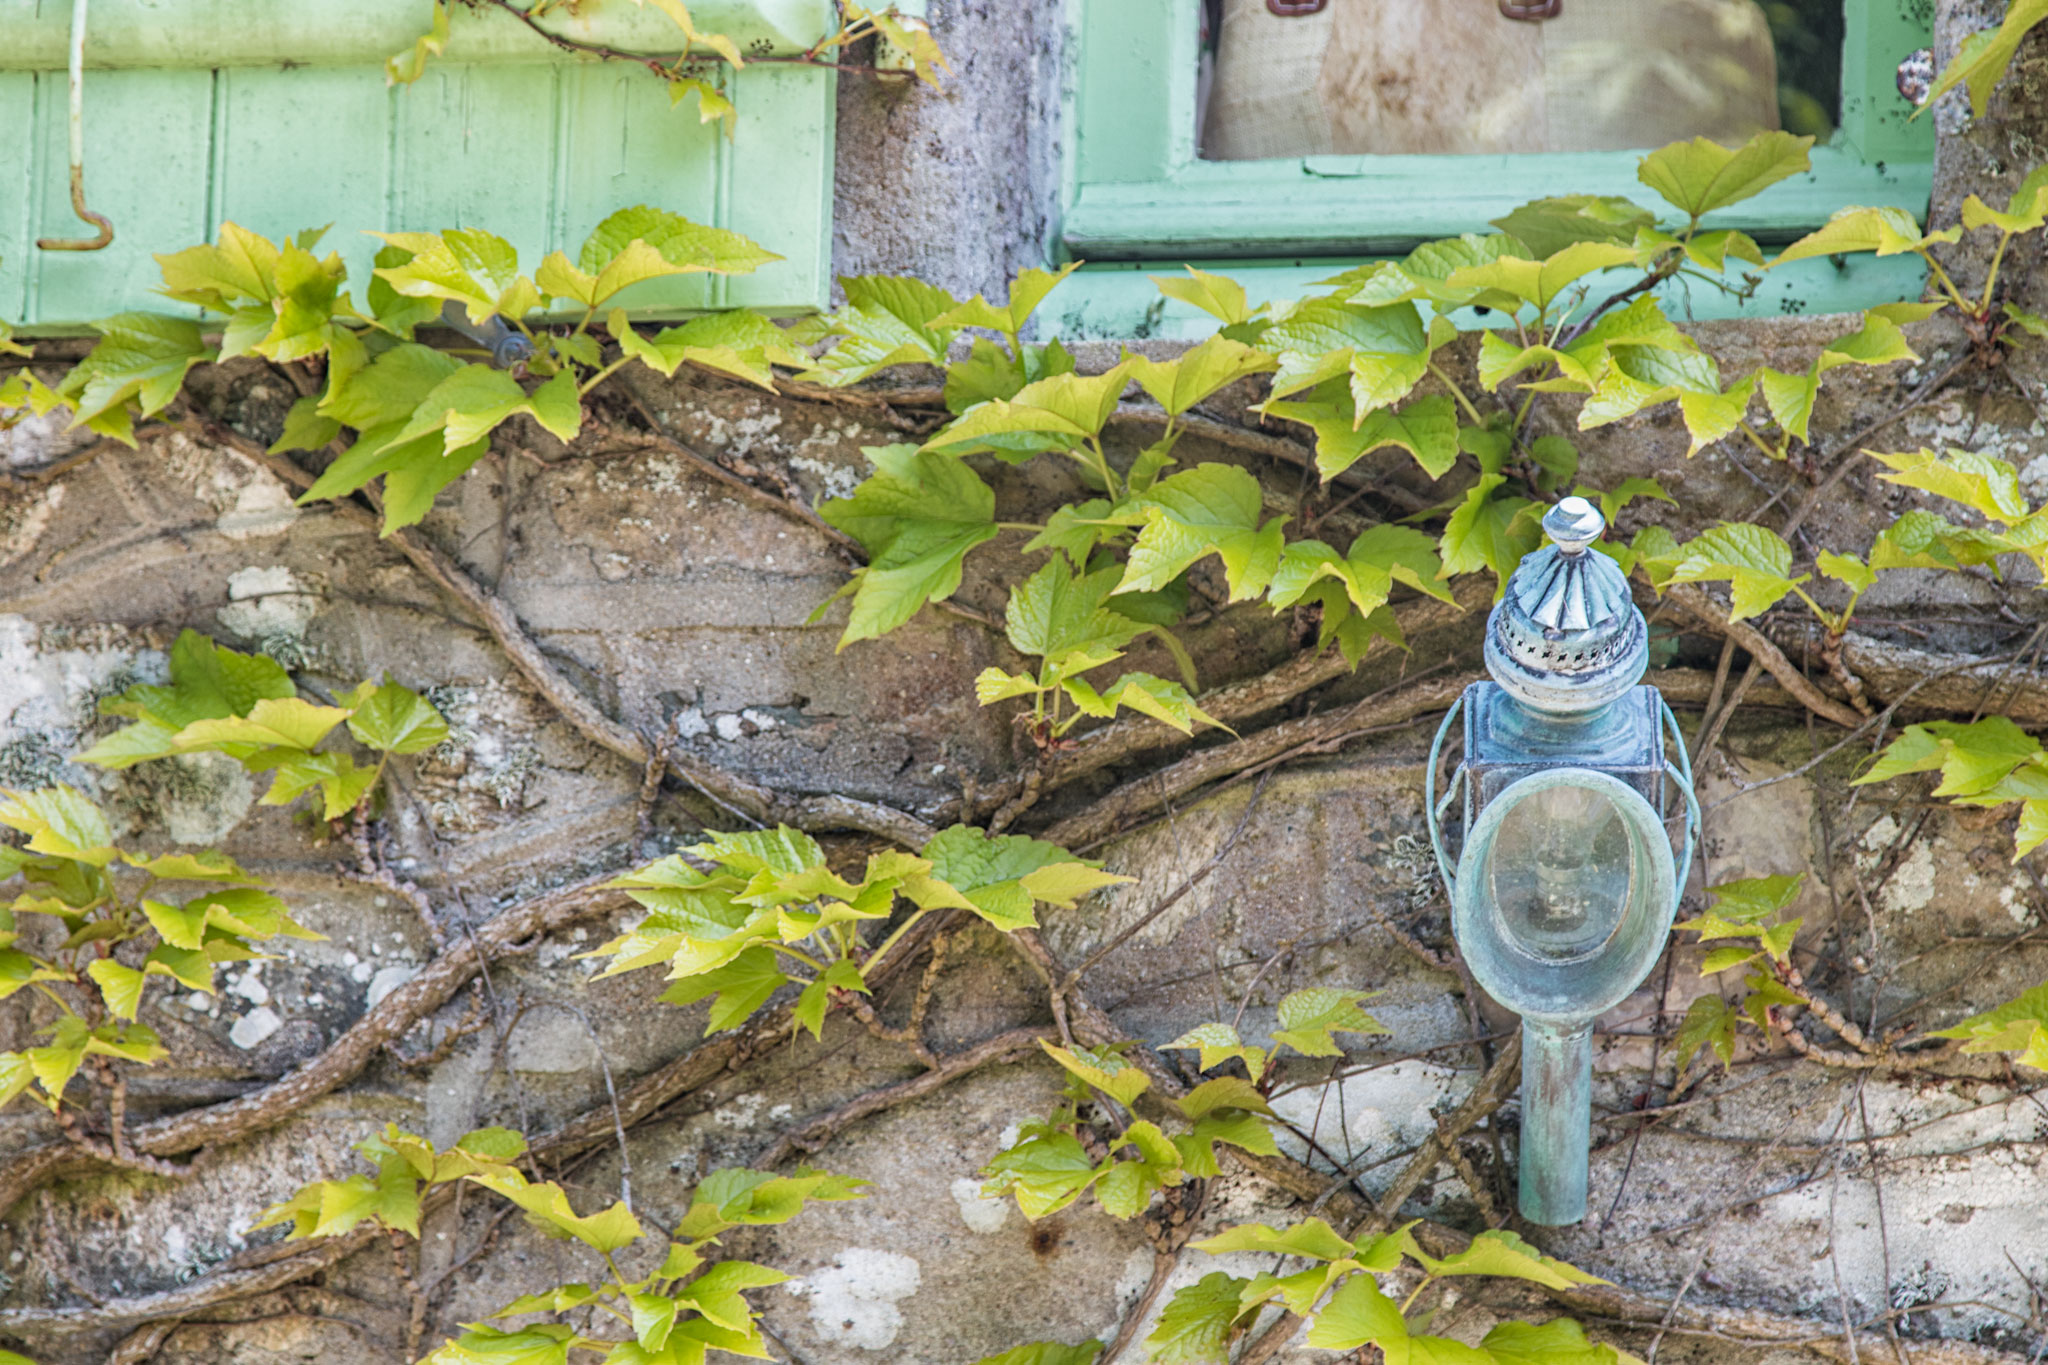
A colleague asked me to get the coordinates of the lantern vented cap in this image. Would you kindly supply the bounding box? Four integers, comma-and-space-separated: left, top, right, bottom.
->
1483, 496, 1647, 714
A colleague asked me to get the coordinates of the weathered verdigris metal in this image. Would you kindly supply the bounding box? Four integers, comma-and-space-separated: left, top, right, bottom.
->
1427, 496, 1699, 1225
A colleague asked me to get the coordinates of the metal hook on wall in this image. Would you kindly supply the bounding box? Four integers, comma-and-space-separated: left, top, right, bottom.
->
37, 0, 114, 252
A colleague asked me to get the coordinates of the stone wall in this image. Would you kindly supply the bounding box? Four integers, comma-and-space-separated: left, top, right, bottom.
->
2, 3, 2048, 1364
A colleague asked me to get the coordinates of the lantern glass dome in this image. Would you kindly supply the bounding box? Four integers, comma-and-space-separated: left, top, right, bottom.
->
1486, 780, 1637, 965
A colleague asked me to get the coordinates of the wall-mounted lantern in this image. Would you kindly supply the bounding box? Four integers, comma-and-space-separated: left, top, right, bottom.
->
1427, 496, 1699, 1226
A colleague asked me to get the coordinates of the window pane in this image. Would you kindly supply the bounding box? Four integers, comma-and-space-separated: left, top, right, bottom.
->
1198, 0, 1843, 161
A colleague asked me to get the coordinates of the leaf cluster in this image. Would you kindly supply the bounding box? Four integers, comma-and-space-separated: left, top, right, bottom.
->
594, 823, 1124, 1040
255, 1123, 862, 1364
78, 629, 448, 822
979, 1042, 1279, 1221
0, 786, 316, 1111
1129, 1220, 1621, 1365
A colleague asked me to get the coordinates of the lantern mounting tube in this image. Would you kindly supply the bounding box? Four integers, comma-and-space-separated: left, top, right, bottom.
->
1425, 498, 1699, 1226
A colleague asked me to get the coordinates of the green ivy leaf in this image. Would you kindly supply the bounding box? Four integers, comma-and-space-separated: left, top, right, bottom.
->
943, 336, 1078, 413
1868, 447, 2030, 523
1146, 1273, 1251, 1365
1113, 464, 1285, 600
1271, 987, 1389, 1057
385, 363, 581, 455
660, 944, 789, 1034
982, 1126, 1102, 1219
1674, 994, 1738, 1072
815, 444, 999, 646
1412, 1228, 1609, 1290
0, 787, 116, 866
1488, 195, 1656, 257
271, 395, 343, 455
1855, 719, 2044, 798
1484, 1318, 1636, 1365
1268, 525, 1454, 627
1125, 335, 1276, 417
1314, 1269, 1496, 1365
1096, 1118, 1181, 1216
1164, 1022, 1271, 1083
1636, 132, 1813, 219
1062, 673, 1223, 736
174, 697, 351, 758
1771, 206, 1962, 267
1002, 557, 1146, 674
1264, 386, 1459, 482
917, 824, 1124, 932
1663, 523, 1807, 622
58, 313, 213, 440
1817, 550, 1877, 594
0, 1053, 39, 1110
1925, 0, 2048, 116
932, 263, 1081, 339
1040, 1040, 1150, 1107
1758, 313, 1919, 444
1444, 241, 1637, 313
386, 0, 449, 82
1349, 234, 1530, 310
678, 1167, 867, 1241
467, 1167, 642, 1252
972, 1341, 1104, 1365
925, 362, 1134, 458
1175, 1075, 1276, 1122
0, 951, 66, 1004
421, 1326, 573, 1365
608, 308, 804, 390
1930, 981, 2048, 1069
1153, 267, 1254, 327
1437, 474, 1541, 590
86, 959, 148, 1020
792, 958, 867, 1041
344, 678, 450, 754
1260, 298, 1439, 411
801, 275, 963, 385
370, 228, 540, 326
547, 208, 777, 311
256, 750, 382, 820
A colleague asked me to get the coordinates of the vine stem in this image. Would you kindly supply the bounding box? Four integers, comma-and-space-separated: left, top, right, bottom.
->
179, 409, 939, 849
1426, 361, 1487, 426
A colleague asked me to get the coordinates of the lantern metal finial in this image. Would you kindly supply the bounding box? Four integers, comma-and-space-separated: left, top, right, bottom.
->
1483, 495, 1646, 716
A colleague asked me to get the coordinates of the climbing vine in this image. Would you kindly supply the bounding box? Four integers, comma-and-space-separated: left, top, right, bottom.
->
6, 22, 2048, 1358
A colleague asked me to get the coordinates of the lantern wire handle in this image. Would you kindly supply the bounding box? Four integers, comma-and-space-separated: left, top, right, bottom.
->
1425, 695, 1465, 894
1658, 695, 1700, 894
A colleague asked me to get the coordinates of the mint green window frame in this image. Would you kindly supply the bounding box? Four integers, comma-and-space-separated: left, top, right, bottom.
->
1054, 0, 1934, 331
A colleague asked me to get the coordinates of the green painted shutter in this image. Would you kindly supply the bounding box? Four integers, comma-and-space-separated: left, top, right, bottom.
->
1, 0, 838, 331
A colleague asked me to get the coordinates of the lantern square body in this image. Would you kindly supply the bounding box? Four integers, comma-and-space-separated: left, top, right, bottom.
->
1460, 681, 1667, 828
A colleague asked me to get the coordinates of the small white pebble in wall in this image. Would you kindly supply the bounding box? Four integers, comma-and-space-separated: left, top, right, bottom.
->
785, 1248, 922, 1351
184, 991, 210, 1012
349, 961, 375, 984
229, 1006, 282, 1050
950, 1176, 1010, 1234
366, 965, 418, 1008
228, 970, 269, 1007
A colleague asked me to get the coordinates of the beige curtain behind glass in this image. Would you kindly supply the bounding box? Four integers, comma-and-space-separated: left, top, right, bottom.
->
1203, 0, 1780, 161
